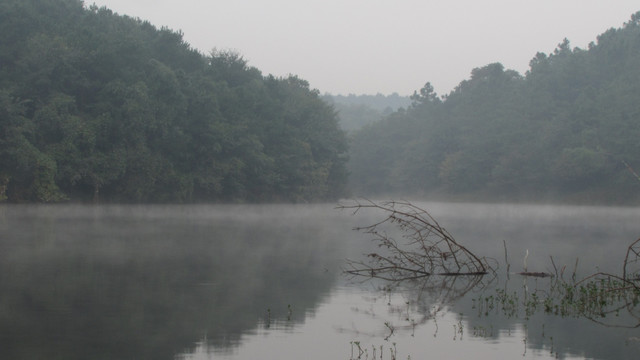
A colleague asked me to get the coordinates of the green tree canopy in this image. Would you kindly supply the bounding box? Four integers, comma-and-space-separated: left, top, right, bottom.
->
0, 0, 348, 203
349, 12, 640, 204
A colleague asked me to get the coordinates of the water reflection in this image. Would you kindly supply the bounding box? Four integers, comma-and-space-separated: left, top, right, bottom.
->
339, 202, 640, 360
1, 203, 640, 359
0, 204, 355, 360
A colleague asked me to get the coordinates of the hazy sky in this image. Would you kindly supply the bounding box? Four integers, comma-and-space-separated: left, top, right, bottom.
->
87, 0, 639, 96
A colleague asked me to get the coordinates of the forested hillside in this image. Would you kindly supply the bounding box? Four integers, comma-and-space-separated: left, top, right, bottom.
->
0, 0, 348, 203
322, 93, 411, 132
349, 12, 640, 204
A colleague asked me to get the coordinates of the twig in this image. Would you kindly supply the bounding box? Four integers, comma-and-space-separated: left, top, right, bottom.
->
503, 240, 510, 274
623, 238, 640, 281
550, 256, 559, 278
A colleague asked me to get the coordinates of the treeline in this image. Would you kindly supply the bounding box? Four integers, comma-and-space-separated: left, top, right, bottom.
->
322, 93, 411, 132
349, 12, 640, 203
0, 0, 348, 203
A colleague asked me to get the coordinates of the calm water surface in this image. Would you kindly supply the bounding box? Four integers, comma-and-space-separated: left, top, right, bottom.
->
1, 202, 639, 359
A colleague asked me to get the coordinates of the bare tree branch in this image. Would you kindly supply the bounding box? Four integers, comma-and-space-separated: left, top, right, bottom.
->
338, 199, 490, 280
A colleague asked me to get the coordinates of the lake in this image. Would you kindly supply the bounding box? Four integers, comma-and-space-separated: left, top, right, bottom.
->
1, 202, 639, 359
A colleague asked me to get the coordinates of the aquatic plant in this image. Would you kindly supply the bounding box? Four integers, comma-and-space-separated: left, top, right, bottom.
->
349, 342, 405, 360
475, 238, 640, 327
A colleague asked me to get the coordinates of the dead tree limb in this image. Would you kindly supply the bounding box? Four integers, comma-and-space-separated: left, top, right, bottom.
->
338, 199, 489, 281
623, 238, 640, 281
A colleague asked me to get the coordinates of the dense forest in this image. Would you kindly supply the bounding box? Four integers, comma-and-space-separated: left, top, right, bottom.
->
349, 12, 640, 204
0, 0, 348, 203
3, 1, 640, 204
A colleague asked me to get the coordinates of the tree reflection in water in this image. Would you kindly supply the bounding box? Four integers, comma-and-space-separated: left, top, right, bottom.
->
342, 200, 640, 359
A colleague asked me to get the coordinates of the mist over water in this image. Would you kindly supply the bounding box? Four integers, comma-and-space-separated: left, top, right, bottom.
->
1, 202, 639, 359
421, 202, 640, 275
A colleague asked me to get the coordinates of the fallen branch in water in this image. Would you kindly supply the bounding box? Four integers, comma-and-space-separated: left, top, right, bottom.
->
338, 199, 490, 281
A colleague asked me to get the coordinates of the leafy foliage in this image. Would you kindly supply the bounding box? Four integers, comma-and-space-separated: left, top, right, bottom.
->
0, 0, 348, 203
349, 13, 640, 203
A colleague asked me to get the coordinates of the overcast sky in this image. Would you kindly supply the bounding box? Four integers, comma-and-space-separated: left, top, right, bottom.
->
87, 0, 639, 96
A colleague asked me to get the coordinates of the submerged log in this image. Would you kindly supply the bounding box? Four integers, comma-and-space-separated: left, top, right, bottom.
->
518, 271, 553, 278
